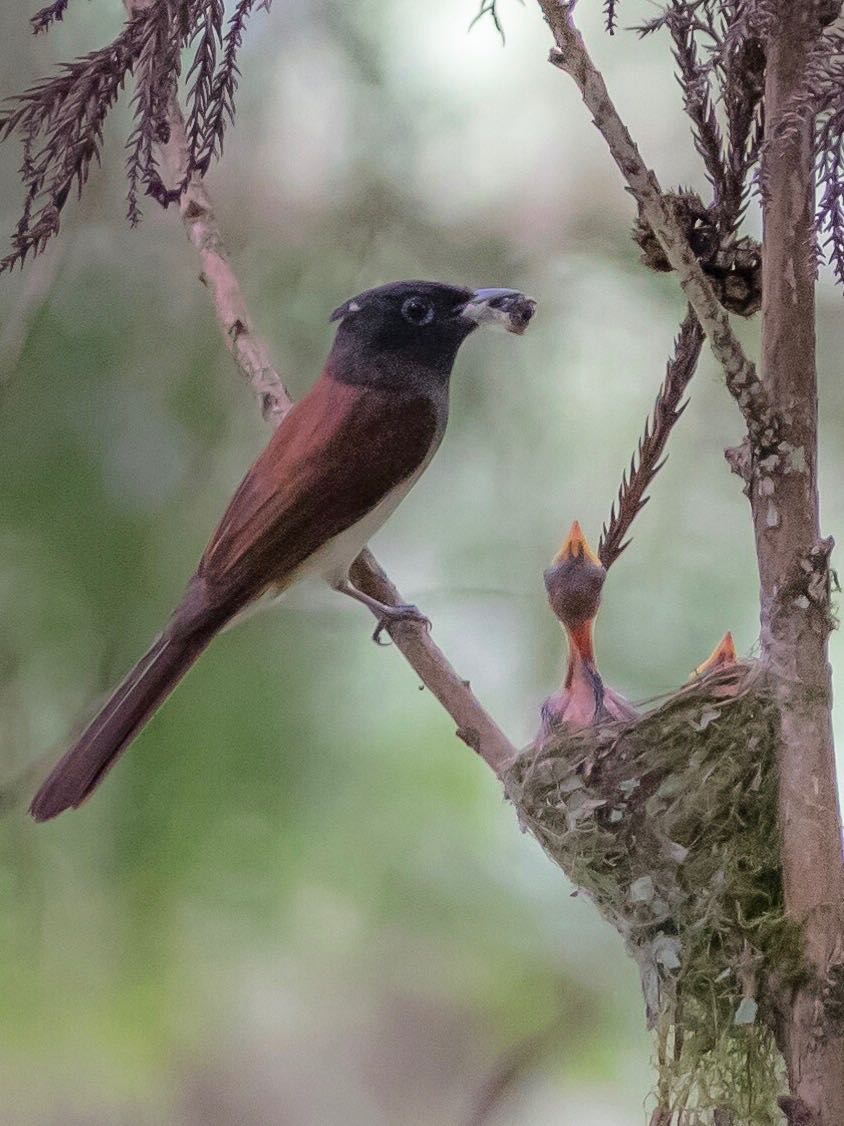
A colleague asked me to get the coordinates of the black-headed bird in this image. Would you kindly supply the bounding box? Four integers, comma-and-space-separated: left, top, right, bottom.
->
31, 281, 536, 821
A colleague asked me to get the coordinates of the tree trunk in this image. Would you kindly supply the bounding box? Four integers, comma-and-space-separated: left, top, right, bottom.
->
757, 5, 844, 1120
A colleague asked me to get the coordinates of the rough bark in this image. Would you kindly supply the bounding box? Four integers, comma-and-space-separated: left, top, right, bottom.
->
756, 5, 844, 1121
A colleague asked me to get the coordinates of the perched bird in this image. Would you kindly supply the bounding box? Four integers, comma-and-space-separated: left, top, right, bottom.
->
538, 521, 637, 739
31, 281, 536, 821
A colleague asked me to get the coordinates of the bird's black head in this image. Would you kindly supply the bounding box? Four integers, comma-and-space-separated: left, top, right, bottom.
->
328, 280, 535, 388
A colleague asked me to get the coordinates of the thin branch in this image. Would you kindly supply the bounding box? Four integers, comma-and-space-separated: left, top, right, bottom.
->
536, 1, 774, 448
348, 553, 518, 773
148, 78, 517, 777
598, 311, 704, 570
156, 95, 291, 428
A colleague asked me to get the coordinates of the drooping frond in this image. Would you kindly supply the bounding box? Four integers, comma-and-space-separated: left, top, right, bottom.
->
0, 0, 271, 271
637, 1, 765, 234
0, 12, 147, 271
31, 0, 74, 35
800, 29, 844, 286
194, 0, 261, 175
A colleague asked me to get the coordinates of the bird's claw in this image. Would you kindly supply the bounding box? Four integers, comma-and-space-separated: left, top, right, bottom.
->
371, 604, 432, 646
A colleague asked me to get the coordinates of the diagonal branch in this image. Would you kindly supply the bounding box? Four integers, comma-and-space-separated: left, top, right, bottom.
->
149, 93, 517, 778
598, 310, 704, 570
160, 99, 292, 430
536, 1, 774, 449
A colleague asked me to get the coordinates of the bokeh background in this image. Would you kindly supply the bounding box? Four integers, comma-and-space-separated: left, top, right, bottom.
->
2, 2, 844, 1123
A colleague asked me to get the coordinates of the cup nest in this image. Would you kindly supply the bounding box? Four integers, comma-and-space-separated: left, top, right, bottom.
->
505, 663, 804, 1124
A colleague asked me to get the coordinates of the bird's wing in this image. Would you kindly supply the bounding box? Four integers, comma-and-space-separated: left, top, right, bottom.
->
196, 373, 440, 606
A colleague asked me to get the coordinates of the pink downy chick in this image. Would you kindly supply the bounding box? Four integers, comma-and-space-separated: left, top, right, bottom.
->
539, 522, 637, 739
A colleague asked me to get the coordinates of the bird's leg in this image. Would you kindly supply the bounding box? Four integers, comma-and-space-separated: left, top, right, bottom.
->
333, 579, 432, 646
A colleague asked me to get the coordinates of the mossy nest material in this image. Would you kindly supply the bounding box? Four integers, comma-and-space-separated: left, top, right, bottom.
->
505, 663, 804, 1124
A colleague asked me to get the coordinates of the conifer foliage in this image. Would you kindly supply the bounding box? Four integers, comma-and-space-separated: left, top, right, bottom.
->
0, 0, 271, 272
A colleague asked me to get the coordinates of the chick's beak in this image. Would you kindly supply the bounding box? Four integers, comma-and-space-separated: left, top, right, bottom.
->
691, 631, 738, 678
458, 288, 537, 334
552, 520, 602, 566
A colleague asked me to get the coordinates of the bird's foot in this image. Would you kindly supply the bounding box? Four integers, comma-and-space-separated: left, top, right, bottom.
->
372, 603, 431, 646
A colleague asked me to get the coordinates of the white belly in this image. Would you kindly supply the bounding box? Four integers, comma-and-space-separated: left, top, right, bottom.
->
221, 418, 445, 632
287, 468, 424, 588
221, 471, 426, 631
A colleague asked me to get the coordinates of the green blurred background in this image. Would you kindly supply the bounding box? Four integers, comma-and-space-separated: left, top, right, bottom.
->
2, 2, 844, 1123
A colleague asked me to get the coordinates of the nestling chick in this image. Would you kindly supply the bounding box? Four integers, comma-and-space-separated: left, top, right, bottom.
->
538, 522, 637, 740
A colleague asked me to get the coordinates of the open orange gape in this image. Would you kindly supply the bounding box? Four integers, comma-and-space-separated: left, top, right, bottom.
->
539, 521, 638, 739
537, 521, 740, 745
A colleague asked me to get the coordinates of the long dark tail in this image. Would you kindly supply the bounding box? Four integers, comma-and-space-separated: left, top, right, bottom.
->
30, 629, 214, 822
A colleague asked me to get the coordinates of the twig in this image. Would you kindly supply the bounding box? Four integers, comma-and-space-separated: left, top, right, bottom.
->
598, 310, 704, 570
146, 61, 517, 777
470, 0, 506, 41
536, 1, 774, 448
161, 98, 292, 429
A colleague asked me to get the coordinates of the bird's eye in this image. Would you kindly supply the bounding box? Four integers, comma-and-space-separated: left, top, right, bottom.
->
401, 297, 435, 326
